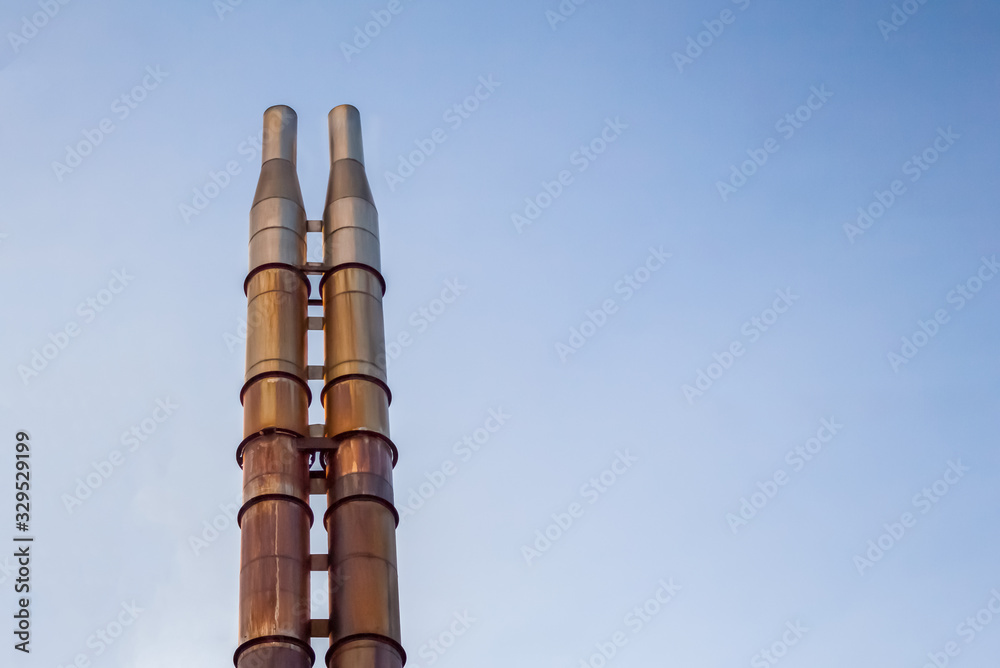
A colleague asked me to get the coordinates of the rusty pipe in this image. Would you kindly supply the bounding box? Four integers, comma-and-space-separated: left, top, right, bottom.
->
237, 105, 314, 668
321, 105, 405, 668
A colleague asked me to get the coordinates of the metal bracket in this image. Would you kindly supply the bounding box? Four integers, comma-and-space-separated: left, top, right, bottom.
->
310, 554, 329, 571
295, 437, 337, 453
302, 262, 327, 275
309, 469, 327, 495
307, 220, 323, 233
309, 619, 330, 638
307, 316, 324, 331
307, 365, 324, 381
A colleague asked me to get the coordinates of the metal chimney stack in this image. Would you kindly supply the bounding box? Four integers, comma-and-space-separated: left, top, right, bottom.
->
236, 105, 404, 668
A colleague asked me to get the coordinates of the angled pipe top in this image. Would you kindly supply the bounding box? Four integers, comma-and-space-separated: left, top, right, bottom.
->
254, 106, 304, 209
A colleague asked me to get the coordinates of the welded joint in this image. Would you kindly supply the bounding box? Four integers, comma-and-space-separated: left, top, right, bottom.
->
237, 493, 314, 528
324, 633, 408, 668
321, 428, 399, 467
233, 636, 316, 668
323, 473, 400, 527
307, 316, 324, 331
318, 261, 387, 297
235, 426, 308, 469
310, 619, 330, 638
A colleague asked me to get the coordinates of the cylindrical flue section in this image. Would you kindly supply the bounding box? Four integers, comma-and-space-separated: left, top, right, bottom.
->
321, 105, 405, 668
237, 105, 314, 668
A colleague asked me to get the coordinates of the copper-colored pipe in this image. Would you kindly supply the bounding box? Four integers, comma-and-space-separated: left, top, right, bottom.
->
321, 105, 405, 668
237, 106, 313, 668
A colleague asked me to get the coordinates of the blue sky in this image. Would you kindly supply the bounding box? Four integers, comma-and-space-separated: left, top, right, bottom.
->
1, 1, 999, 667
